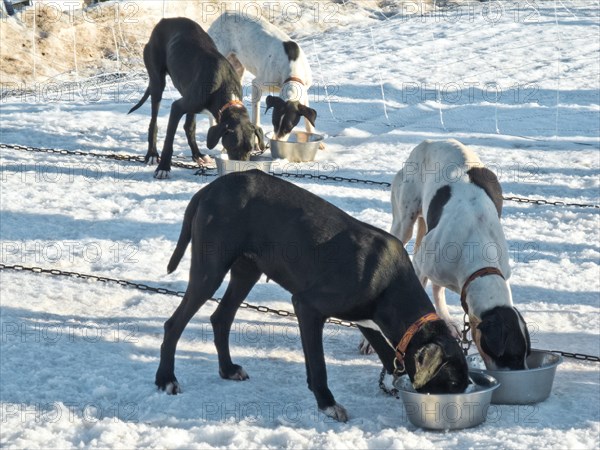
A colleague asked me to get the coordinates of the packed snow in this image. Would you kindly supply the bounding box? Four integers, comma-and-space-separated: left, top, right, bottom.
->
1, 1, 599, 448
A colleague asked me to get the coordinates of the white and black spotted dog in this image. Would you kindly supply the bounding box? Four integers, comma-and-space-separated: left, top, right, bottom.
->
363, 139, 530, 370
208, 12, 318, 142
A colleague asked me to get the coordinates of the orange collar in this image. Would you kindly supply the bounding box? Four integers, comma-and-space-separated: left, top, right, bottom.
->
460, 267, 505, 314
395, 312, 440, 366
283, 76, 305, 86
218, 100, 244, 122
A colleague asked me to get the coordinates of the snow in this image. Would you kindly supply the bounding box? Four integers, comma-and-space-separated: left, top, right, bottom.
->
1, 1, 599, 448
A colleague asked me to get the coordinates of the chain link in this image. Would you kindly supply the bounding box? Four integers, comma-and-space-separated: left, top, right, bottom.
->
460, 313, 473, 355
378, 367, 400, 399
0, 263, 356, 328
3, 142, 598, 209
3, 263, 598, 362
0, 143, 207, 170
549, 350, 600, 363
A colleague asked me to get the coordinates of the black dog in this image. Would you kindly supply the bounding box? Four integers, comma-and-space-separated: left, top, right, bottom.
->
129, 18, 265, 179
157, 170, 468, 421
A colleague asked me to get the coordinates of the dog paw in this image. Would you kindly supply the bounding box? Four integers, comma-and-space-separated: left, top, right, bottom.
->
318, 142, 326, 150
156, 375, 181, 395
358, 338, 375, 355
145, 155, 159, 166
154, 169, 171, 179
165, 381, 181, 395
321, 403, 348, 422
219, 365, 249, 381
196, 154, 215, 168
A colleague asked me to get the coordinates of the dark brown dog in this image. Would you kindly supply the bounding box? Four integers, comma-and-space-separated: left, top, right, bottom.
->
156, 170, 468, 421
129, 18, 264, 179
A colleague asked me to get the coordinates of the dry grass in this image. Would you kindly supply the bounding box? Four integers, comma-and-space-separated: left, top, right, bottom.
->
0, 0, 433, 86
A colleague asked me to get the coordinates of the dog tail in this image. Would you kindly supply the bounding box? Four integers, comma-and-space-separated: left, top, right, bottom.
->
128, 87, 151, 114
167, 191, 203, 274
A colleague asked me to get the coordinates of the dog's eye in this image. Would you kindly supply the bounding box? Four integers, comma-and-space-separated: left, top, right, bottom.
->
416, 348, 426, 365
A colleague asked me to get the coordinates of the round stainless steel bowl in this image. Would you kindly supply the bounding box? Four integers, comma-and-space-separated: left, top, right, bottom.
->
215, 154, 274, 177
268, 131, 324, 162
393, 370, 500, 430
467, 349, 562, 404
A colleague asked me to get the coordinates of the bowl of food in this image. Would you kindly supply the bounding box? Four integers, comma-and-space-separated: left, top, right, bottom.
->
215, 154, 275, 177
394, 370, 500, 430
268, 131, 324, 162
467, 349, 562, 404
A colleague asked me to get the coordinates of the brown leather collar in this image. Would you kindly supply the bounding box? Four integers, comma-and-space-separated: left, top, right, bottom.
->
283, 76, 305, 86
460, 267, 505, 314
395, 312, 440, 366
218, 99, 244, 122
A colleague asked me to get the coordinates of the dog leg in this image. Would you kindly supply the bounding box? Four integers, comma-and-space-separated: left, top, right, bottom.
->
412, 217, 430, 287
155, 295, 202, 394
183, 113, 213, 166
414, 216, 427, 253
432, 284, 461, 339
155, 258, 229, 393
145, 79, 166, 165
390, 181, 421, 247
226, 53, 245, 80
210, 257, 262, 381
293, 295, 348, 422
155, 99, 186, 179
251, 80, 262, 129
357, 326, 395, 373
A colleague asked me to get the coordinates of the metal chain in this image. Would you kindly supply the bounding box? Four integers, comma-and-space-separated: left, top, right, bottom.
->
273, 171, 393, 187
0, 263, 355, 328
3, 263, 598, 363
2, 142, 598, 209
549, 350, 600, 363
460, 313, 473, 355
0, 143, 204, 170
378, 367, 400, 399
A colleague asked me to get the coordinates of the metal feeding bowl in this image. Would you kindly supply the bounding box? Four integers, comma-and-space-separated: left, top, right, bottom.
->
394, 371, 500, 430
215, 154, 274, 177
467, 349, 562, 404
267, 131, 324, 162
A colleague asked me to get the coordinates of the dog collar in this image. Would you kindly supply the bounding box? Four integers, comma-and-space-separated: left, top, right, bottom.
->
394, 312, 441, 371
460, 267, 505, 314
283, 76, 305, 86
218, 100, 244, 122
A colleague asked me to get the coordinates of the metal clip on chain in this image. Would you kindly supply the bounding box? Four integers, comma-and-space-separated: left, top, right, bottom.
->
460, 313, 473, 355
378, 367, 400, 399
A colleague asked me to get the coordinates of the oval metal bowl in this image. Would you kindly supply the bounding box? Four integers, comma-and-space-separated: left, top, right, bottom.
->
467, 349, 562, 404
267, 131, 324, 162
215, 154, 274, 177
393, 370, 500, 431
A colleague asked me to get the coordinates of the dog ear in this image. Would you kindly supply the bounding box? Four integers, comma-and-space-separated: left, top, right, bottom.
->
265, 95, 285, 114
254, 125, 265, 151
513, 307, 532, 356
477, 318, 508, 358
412, 343, 444, 390
298, 104, 317, 127
207, 122, 227, 149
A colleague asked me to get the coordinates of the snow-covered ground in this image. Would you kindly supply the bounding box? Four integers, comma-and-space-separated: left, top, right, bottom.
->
1, 1, 599, 448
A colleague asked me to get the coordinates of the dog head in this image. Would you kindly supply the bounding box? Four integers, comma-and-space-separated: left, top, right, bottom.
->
265, 95, 317, 141
472, 306, 531, 370
207, 108, 265, 161
403, 320, 469, 393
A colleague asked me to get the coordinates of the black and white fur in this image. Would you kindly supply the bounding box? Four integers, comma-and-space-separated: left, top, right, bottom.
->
387, 139, 530, 370
129, 17, 265, 179
207, 12, 318, 141
157, 170, 468, 422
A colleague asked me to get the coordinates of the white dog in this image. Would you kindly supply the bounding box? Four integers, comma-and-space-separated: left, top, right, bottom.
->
208, 12, 318, 141
380, 139, 530, 370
